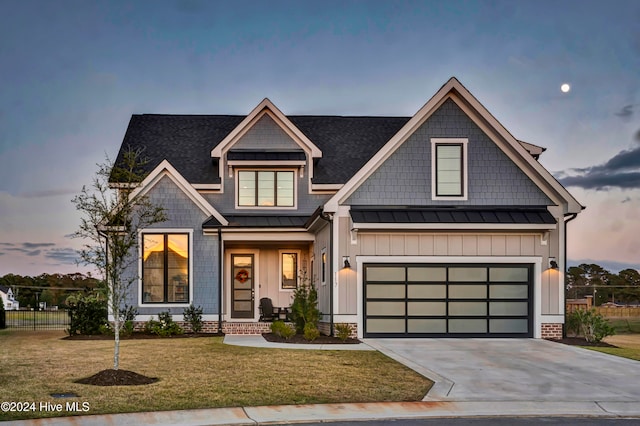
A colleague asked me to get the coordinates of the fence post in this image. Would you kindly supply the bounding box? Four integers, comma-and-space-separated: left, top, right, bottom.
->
0, 308, 5, 329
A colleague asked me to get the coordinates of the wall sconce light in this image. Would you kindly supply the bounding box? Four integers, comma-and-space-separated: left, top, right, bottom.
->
548, 257, 558, 270
343, 256, 351, 269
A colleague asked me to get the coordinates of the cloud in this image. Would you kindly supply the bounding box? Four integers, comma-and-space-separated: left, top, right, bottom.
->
22, 242, 56, 249
558, 143, 640, 190
44, 248, 79, 265
17, 189, 78, 199
615, 104, 634, 119
26, 250, 40, 256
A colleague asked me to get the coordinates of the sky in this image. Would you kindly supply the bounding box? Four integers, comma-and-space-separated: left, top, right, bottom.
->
0, 0, 639, 277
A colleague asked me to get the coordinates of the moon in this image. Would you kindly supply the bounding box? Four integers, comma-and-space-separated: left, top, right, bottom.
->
561, 83, 571, 93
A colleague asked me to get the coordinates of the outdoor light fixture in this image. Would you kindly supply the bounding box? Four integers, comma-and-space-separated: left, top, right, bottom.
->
549, 257, 558, 270
343, 256, 351, 269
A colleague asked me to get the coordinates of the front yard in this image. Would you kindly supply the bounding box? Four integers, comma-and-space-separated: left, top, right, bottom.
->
587, 333, 640, 361
0, 330, 432, 421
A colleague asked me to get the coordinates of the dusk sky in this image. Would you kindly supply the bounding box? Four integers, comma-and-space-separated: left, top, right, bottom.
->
1, 0, 639, 276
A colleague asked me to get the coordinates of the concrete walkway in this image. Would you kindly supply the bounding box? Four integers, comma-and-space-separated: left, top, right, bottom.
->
5, 336, 640, 425
223, 334, 374, 350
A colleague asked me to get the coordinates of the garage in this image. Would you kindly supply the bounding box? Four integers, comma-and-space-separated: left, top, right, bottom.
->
363, 263, 533, 337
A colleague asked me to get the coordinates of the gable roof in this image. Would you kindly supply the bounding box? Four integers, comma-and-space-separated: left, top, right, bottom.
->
324, 77, 583, 214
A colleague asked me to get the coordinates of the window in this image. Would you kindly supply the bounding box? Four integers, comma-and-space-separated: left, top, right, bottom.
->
142, 233, 189, 304
431, 138, 468, 199
281, 252, 298, 289
238, 170, 295, 207
321, 249, 327, 285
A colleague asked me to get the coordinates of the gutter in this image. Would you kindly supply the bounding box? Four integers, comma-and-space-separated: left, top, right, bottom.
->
562, 212, 579, 338
218, 226, 223, 334
318, 209, 334, 337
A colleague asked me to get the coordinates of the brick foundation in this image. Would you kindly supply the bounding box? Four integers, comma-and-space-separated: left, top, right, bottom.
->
222, 321, 273, 335
541, 323, 563, 339
319, 322, 358, 339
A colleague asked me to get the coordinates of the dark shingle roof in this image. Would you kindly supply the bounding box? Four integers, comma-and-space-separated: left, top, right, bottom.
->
113, 114, 410, 185
350, 206, 556, 225
203, 215, 310, 229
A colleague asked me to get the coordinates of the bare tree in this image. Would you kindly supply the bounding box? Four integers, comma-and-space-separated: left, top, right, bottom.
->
72, 148, 166, 369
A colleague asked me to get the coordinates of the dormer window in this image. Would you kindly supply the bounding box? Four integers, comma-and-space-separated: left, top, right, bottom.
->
237, 170, 295, 207
431, 138, 468, 200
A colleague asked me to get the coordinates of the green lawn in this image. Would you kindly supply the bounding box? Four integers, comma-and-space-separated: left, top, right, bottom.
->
583, 333, 640, 362
0, 330, 432, 421
606, 317, 640, 334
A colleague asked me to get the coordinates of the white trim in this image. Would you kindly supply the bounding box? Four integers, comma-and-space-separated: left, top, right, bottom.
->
351, 222, 557, 231
279, 249, 302, 291
540, 315, 564, 324
431, 138, 468, 201
311, 183, 343, 191
321, 248, 327, 286
234, 168, 298, 210
138, 228, 194, 308
355, 255, 543, 339
227, 160, 306, 167
192, 183, 221, 190
220, 232, 315, 241
129, 160, 228, 226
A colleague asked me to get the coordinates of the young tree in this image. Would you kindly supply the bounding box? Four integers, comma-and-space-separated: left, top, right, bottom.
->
72, 148, 166, 370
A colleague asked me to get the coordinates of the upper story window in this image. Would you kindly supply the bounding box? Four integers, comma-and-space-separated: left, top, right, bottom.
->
142, 233, 190, 304
237, 170, 295, 208
431, 138, 468, 200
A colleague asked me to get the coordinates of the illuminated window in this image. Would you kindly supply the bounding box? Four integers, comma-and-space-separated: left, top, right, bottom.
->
142, 233, 189, 303
281, 252, 298, 289
238, 170, 294, 207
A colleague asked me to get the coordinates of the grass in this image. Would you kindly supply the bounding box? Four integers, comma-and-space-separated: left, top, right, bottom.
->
606, 317, 640, 334
0, 331, 432, 421
583, 333, 640, 362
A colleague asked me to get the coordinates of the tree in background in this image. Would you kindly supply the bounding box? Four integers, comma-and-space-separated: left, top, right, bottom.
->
567, 263, 640, 306
72, 148, 166, 370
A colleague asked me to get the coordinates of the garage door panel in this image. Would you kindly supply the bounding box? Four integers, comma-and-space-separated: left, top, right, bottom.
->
407, 267, 446, 281
366, 267, 405, 281
407, 284, 446, 298
490, 284, 528, 299
367, 284, 405, 299
489, 267, 529, 282
449, 301, 487, 316
367, 318, 405, 333
408, 319, 447, 333
448, 319, 487, 333
367, 301, 405, 316
490, 319, 528, 333
408, 301, 446, 316
449, 267, 487, 282
489, 301, 528, 316
448, 284, 487, 299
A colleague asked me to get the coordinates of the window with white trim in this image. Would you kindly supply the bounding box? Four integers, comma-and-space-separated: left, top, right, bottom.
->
321, 249, 327, 286
431, 138, 468, 200
281, 251, 299, 289
142, 233, 190, 304
237, 170, 295, 207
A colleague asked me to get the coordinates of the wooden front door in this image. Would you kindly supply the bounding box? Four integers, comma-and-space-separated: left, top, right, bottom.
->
231, 254, 255, 318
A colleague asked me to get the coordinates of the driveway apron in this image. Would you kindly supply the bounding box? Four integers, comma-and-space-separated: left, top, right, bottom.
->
365, 338, 640, 402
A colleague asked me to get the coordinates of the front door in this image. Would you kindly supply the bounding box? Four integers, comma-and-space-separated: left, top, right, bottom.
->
231, 254, 255, 318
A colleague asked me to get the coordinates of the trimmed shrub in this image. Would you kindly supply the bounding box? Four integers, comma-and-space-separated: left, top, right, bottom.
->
290, 274, 320, 334
66, 291, 108, 335
144, 310, 184, 337
335, 323, 352, 341
271, 320, 295, 339
183, 304, 203, 333
303, 323, 320, 342
566, 308, 615, 343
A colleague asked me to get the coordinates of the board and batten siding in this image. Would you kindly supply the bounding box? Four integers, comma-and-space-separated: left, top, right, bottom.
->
335, 215, 561, 317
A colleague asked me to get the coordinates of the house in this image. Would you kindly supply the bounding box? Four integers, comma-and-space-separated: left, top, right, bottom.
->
1, 285, 19, 311
111, 77, 582, 339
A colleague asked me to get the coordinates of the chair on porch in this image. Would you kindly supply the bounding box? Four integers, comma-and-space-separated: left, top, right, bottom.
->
259, 297, 279, 322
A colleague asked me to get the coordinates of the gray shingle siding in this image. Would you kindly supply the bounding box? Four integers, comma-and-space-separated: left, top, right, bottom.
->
232, 114, 301, 150
124, 176, 220, 317
345, 99, 552, 206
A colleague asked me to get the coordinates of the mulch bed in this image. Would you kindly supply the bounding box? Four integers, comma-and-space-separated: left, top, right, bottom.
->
75, 369, 158, 386
262, 332, 360, 344
547, 337, 618, 348
63, 332, 223, 340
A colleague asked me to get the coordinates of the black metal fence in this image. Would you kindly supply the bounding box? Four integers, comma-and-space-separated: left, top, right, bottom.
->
4, 309, 70, 330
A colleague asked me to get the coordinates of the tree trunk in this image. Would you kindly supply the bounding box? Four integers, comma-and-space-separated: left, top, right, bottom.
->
113, 315, 120, 370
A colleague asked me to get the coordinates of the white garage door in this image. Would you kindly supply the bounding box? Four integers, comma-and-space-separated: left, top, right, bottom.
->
364, 264, 533, 337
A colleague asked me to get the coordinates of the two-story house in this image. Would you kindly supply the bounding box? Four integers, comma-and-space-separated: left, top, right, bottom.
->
111, 78, 582, 339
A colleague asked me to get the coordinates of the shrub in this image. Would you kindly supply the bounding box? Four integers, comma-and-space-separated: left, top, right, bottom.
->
290, 273, 320, 334
66, 291, 108, 335
335, 323, 352, 341
271, 320, 295, 339
303, 323, 320, 342
183, 304, 203, 333
120, 305, 138, 336
144, 310, 184, 337
566, 308, 615, 343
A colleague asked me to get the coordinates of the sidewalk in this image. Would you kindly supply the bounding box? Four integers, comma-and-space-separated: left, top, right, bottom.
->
4, 335, 640, 425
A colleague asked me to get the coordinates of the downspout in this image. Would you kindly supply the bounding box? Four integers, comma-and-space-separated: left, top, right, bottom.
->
562, 213, 579, 338
217, 226, 223, 334
319, 211, 334, 336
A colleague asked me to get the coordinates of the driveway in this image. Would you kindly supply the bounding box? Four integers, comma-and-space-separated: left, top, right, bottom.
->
365, 339, 640, 402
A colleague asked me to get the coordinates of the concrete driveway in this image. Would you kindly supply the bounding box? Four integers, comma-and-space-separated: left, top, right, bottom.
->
365, 338, 640, 402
